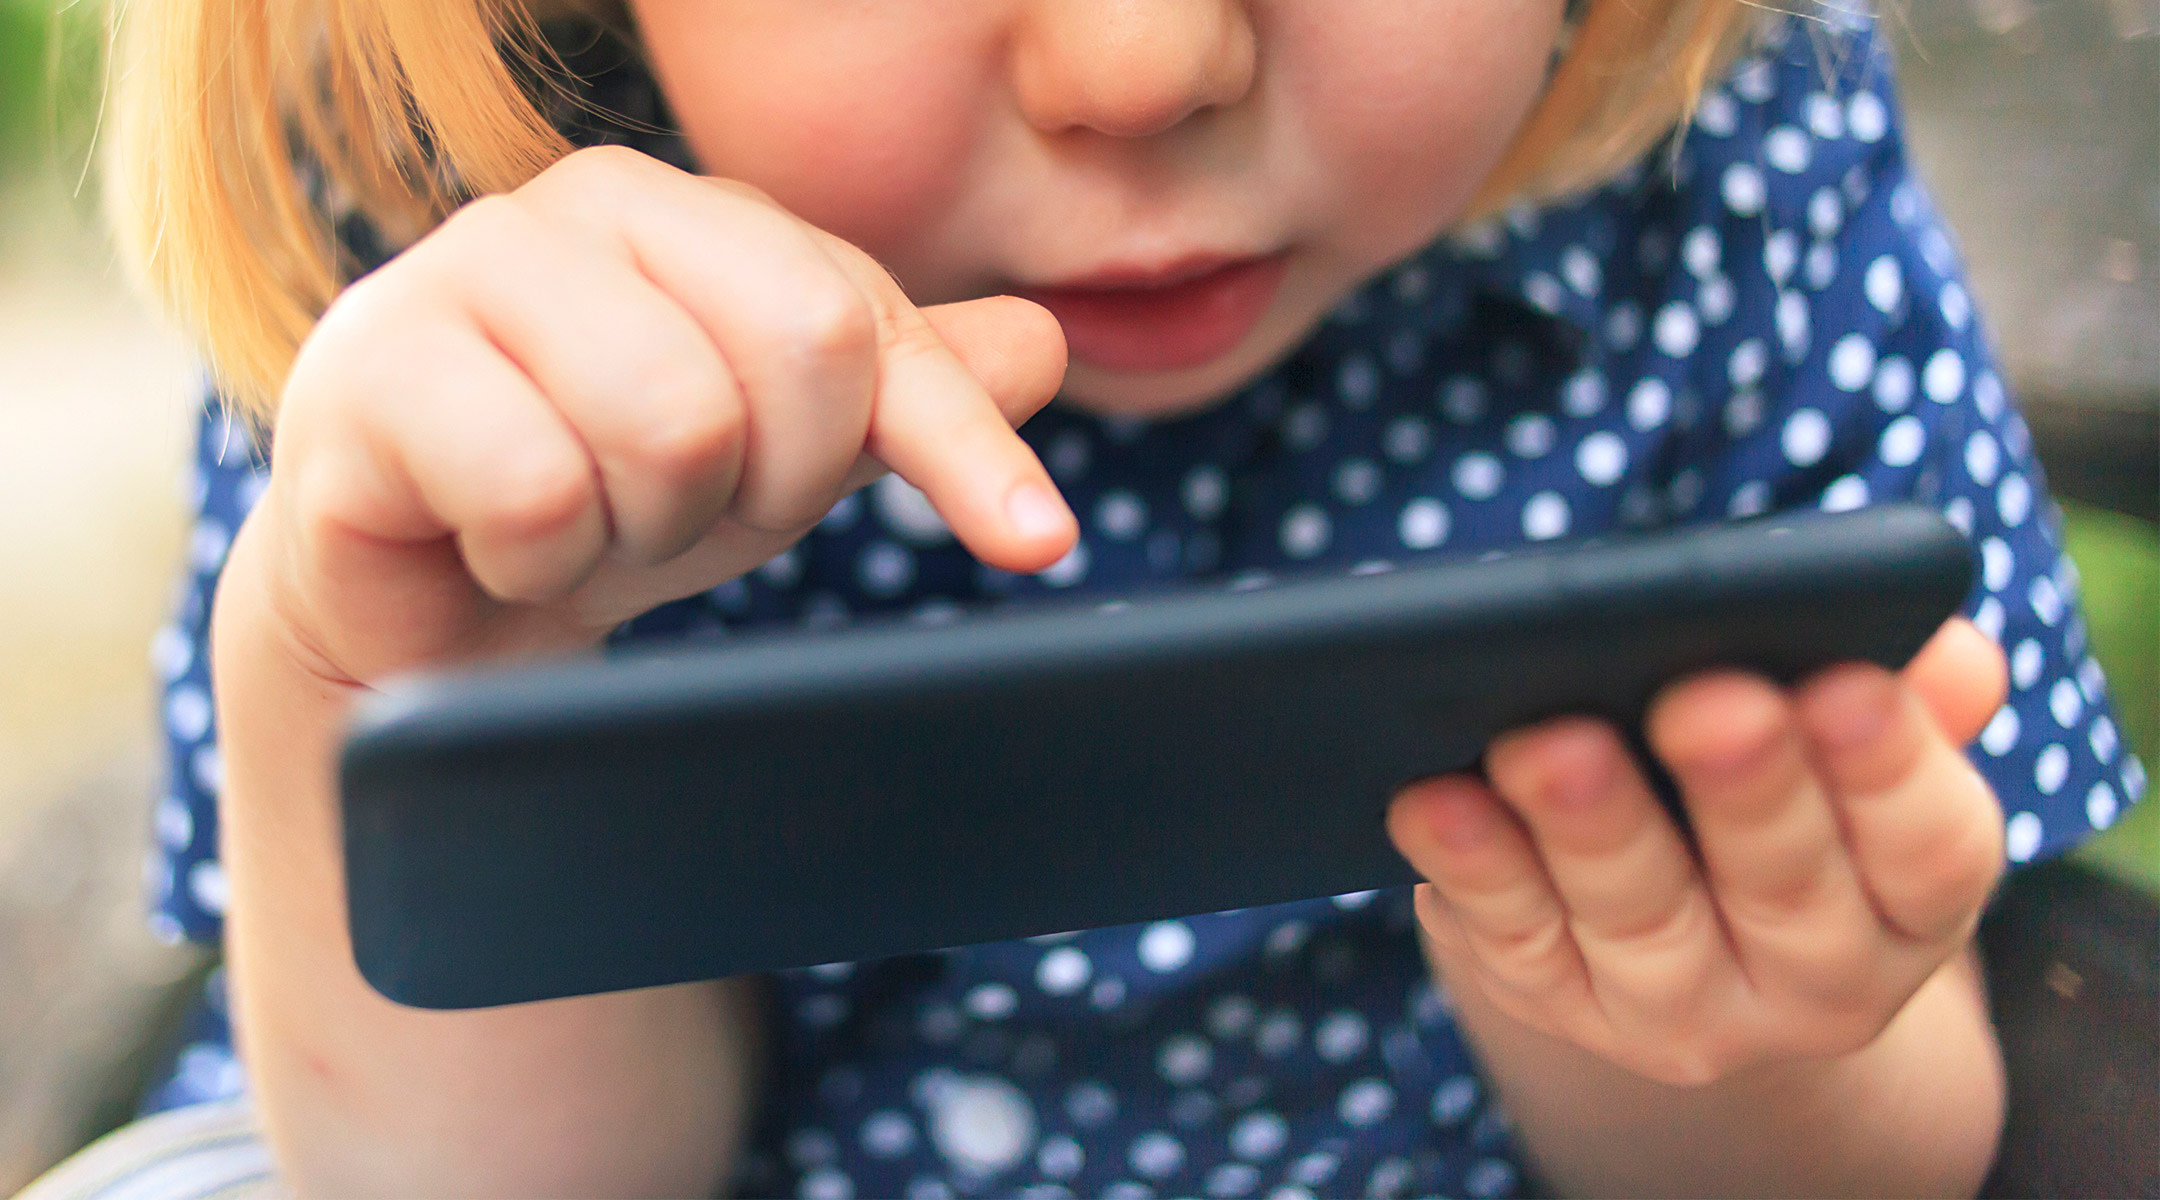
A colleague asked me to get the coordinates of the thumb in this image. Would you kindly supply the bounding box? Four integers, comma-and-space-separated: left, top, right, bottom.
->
919, 295, 1070, 427
1902, 617, 2010, 747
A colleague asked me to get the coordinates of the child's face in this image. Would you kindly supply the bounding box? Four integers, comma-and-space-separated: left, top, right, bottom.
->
629, 1, 1566, 419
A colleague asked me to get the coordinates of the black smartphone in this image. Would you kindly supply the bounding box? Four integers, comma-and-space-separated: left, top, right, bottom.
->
340, 503, 1973, 1009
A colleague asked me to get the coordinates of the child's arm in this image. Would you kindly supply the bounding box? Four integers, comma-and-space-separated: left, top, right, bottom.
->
210, 146, 1078, 1194
1387, 620, 2011, 1197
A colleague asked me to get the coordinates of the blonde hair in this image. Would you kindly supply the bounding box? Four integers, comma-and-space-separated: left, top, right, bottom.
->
108, 0, 1767, 419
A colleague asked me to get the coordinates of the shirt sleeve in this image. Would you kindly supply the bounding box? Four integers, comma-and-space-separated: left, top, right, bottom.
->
148, 394, 270, 945
1664, 15, 2145, 866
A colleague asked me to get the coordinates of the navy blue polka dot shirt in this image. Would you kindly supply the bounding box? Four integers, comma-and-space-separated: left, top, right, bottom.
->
145, 13, 2144, 1198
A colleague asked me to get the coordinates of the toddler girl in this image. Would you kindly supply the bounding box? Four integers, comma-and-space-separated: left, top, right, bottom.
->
83, 0, 2145, 1196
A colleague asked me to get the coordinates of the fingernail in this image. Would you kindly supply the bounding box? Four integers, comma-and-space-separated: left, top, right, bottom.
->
1005, 481, 1073, 542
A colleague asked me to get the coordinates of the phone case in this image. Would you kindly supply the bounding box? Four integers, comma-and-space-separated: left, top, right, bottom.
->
341, 503, 1974, 1008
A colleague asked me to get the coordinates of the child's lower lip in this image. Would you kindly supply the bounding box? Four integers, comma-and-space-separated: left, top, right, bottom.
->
1019, 253, 1290, 373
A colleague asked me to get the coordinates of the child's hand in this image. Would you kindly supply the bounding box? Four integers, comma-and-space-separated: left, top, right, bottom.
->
1386, 618, 2009, 1086
253, 145, 1078, 685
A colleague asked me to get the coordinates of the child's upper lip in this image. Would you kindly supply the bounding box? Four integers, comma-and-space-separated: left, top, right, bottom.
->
1019, 249, 1283, 292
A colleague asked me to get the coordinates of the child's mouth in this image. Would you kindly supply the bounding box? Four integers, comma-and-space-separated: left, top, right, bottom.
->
1017, 251, 1290, 374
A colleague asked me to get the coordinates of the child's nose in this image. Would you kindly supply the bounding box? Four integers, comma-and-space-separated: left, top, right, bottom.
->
1008, 0, 1257, 139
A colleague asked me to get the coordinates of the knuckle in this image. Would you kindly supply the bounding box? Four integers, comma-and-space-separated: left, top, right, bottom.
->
785, 285, 879, 367
624, 364, 745, 484
480, 445, 597, 545
544, 143, 652, 189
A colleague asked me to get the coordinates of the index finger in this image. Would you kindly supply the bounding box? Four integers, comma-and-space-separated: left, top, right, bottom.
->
818, 243, 1078, 573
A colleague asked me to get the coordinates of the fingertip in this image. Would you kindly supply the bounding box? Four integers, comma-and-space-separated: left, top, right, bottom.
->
1389, 775, 1498, 853
1905, 618, 2009, 746
1646, 671, 1787, 778
988, 479, 1080, 573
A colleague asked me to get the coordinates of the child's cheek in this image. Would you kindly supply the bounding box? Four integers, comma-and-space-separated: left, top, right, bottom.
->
639, 18, 982, 253
1276, 3, 1562, 252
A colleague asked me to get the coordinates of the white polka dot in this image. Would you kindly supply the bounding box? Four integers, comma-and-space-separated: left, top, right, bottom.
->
1279, 504, 1331, 559
151, 625, 192, 682
1805, 241, 1837, 291
1064, 1081, 1116, 1127
1821, 475, 1869, 512
802, 1168, 853, 1200
1035, 1133, 1084, 1179
1439, 377, 1487, 425
1037, 946, 1092, 995
1466, 1159, 1518, 1199
1431, 1075, 1479, 1125
2127, 757, 2149, 800
2046, 677, 2084, 728
1626, 379, 1672, 432
1725, 390, 1765, 437
167, 685, 211, 743
187, 861, 228, 915
930, 1077, 1037, 1174
1729, 479, 1772, 517
1338, 1079, 1395, 1127
863, 1110, 918, 1158
1562, 244, 1602, 295
2088, 782, 2120, 830
1848, 91, 1888, 142
1808, 186, 1845, 237
760, 548, 804, 588
1038, 541, 1090, 588
1605, 302, 1643, 351
1653, 303, 1700, 358
1158, 1034, 1213, 1085
2029, 573, 2064, 627
1561, 371, 1607, 420
1129, 1132, 1185, 1179
2036, 744, 2071, 796
1878, 416, 1925, 467
1984, 540, 2017, 595
1333, 458, 1383, 505
1305, 1010, 1366, 1063
1522, 492, 1571, 541
965, 982, 1017, 1020
1873, 355, 1914, 411
1138, 921, 1196, 972
1505, 415, 1556, 460
873, 475, 955, 544
1722, 162, 1767, 215
1924, 349, 1966, 404
1384, 416, 1433, 463
1974, 371, 2007, 420
1183, 465, 1228, 519
1965, 431, 2002, 487
1522, 271, 1566, 315
1209, 1110, 1282, 1163
1397, 498, 1449, 550
1699, 274, 1736, 325
2093, 716, 2120, 763
1999, 474, 2033, 528
1451, 453, 1504, 500
1777, 291, 1810, 360
1337, 354, 1380, 407
1729, 338, 1769, 388
1283, 402, 1330, 450
1095, 490, 1148, 540
1765, 230, 1801, 285
1828, 334, 1876, 391
1696, 88, 1738, 135
1940, 281, 1971, 329
1574, 432, 1628, 486
1981, 705, 2022, 756
190, 520, 231, 572
857, 541, 917, 597
1733, 56, 1775, 101
1669, 468, 1705, 515
1765, 125, 1811, 173
1864, 255, 1903, 313
2005, 812, 2043, 863
1682, 226, 1721, 278
1255, 1009, 1302, 1057
1781, 408, 1832, 467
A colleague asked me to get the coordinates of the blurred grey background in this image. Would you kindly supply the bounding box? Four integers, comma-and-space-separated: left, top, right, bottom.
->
0, 0, 2153, 1191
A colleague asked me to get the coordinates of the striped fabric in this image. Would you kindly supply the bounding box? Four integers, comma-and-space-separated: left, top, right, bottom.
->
16, 1103, 282, 1200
